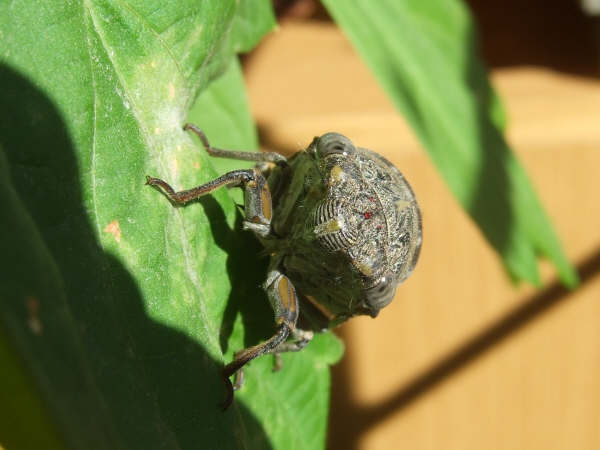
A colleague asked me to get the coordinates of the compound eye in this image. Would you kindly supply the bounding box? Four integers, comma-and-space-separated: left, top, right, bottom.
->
364, 275, 398, 315
316, 133, 356, 158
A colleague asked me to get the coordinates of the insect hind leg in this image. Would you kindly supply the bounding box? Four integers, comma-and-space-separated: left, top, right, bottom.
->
184, 123, 287, 166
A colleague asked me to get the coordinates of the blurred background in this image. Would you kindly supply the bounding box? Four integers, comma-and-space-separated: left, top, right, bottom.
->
241, 1, 600, 449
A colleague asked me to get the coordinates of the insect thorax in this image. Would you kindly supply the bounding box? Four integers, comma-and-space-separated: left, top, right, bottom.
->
264, 139, 421, 325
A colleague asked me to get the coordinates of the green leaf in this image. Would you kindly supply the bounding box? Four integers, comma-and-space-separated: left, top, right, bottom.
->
322, 0, 578, 287
1, 1, 340, 449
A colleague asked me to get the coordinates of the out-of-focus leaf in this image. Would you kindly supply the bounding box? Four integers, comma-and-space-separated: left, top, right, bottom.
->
322, 0, 578, 287
0, 149, 74, 450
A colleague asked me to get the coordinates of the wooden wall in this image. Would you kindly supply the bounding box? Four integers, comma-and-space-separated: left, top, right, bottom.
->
243, 19, 600, 450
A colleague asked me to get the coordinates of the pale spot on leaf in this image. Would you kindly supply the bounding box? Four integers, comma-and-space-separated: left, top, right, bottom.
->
170, 158, 179, 177
104, 220, 121, 243
26, 296, 42, 335
168, 83, 175, 99
193, 161, 200, 169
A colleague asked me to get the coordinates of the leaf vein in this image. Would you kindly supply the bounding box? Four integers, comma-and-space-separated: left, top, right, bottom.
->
83, 8, 102, 245
114, 0, 185, 78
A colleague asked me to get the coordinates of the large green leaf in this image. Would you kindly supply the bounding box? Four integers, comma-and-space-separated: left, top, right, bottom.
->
0, 1, 341, 449
322, 0, 578, 287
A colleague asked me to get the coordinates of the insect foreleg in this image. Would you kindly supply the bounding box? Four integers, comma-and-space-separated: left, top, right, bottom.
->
146, 167, 273, 238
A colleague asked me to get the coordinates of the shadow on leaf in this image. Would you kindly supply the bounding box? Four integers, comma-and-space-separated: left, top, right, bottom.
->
0, 63, 272, 450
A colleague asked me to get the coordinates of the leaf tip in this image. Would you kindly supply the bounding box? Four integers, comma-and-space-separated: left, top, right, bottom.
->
558, 265, 580, 289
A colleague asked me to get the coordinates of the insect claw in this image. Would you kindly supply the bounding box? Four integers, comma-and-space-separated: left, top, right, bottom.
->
233, 367, 245, 390
221, 374, 234, 411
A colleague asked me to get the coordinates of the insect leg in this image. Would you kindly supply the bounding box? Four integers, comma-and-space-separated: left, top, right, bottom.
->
184, 123, 288, 167
222, 324, 290, 410
232, 329, 312, 388
222, 270, 300, 409
146, 170, 253, 203
274, 328, 314, 354
271, 328, 314, 372
146, 167, 273, 237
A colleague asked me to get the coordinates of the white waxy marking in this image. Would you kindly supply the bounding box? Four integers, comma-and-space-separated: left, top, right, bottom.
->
314, 218, 342, 236
328, 166, 345, 186
395, 199, 410, 212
